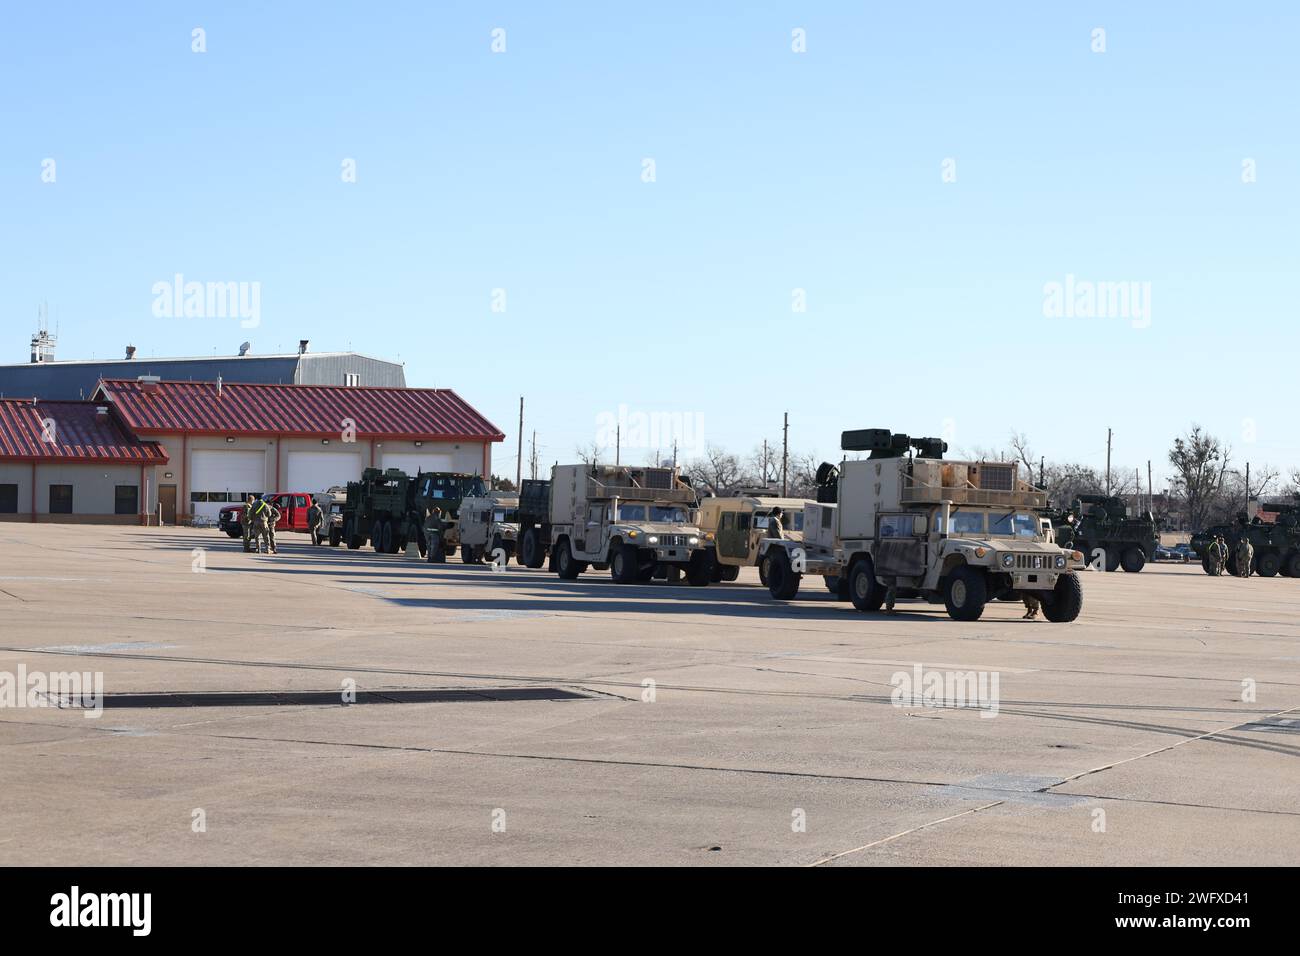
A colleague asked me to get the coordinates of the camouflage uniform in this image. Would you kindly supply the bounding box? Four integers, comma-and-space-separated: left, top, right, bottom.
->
263, 503, 281, 554
1236, 537, 1253, 578
766, 508, 785, 541
425, 508, 445, 562
306, 500, 324, 545
241, 496, 256, 552
1208, 537, 1226, 576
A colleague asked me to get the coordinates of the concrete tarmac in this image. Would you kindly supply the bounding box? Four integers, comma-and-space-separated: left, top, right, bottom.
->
1, 524, 1296, 866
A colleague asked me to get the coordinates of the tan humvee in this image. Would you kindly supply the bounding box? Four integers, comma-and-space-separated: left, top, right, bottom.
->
458, 493, 521, 565
696, 495, 814, 584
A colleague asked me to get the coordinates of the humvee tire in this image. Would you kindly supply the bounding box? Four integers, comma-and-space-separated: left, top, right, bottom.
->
226, 530, 241, 539
1041, 573, 1084, 623
329, 527, 341, 547
556, 540, 583, 579
461, 544, 476, 564
767, 550, 801, 600
1120, 546, 1145, 573
1256, 551, 1281, 577
848, 560, 884, 612
944, 566, 987, 621
758, 552, 772, 588
718, 564, 739, 582
611, 544, 639, 583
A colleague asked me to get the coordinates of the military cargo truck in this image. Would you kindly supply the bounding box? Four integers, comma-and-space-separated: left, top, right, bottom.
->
696, 494, 813, 584
515, 478, 553, 568
547, 463, 712, 585
1041, 494, 1158, 572
759, 429, 1086, 621
341, 468, 486, 558
457, 493, 521, 565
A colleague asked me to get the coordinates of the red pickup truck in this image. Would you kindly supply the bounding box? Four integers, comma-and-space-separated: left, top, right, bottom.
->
218, 493, 326, 543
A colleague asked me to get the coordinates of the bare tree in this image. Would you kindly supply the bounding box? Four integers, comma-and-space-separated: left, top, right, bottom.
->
1168, 425, 1231, 531
683, 444, 746, 495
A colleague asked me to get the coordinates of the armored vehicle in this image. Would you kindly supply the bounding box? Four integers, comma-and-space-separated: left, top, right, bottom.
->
759, 428, 1086, 621
458, 493, 521, 565
696, 495, 813, 584
1042, 494, 1158, 572
341, 468, 486, 558
547, 463, 712, 585
1192, 503, 1300, 577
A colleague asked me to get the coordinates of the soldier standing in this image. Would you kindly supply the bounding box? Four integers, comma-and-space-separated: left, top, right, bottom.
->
264, 500, 281, 554
425, 507, 445, 563
245, 496, 269, 553
306, 496, 324, 546
1236, 535, 1254, 578
241, 495, 257, 552
1209, 534, 1228, 575
766, 507, 785, 541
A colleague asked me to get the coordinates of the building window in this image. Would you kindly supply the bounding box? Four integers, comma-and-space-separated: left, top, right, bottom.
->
344, 372, 360, 386
49, 485, 73, 514
0, 484, 17, 514
115, 485, 139, 515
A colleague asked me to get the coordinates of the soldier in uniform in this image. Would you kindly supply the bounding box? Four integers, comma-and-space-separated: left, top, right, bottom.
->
425, 507, 446, 563
1236, 534, 1254, 578
766, 507, 785, 541
241, 495, 257, 552
245, 496, 269, 553
264, 498, 281, 554
306, 496, 324, 546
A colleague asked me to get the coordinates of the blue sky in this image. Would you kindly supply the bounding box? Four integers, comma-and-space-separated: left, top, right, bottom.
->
2, 2, 1296, 486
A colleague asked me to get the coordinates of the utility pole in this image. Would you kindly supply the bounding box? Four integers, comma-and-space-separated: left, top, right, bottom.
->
515, 396, 524, 490
1245, 461, 1250, 514
781, 412, 789, 496
529, 431, 537, 480
1039, 455, 1045, 489
1147, 460, 1153, 514
615, 424, 620, 466
672, 440, 678, 473
1105, 427, 1112, 496
763, 440, 769, 487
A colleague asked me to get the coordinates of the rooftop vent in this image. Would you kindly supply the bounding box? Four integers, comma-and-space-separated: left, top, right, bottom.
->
238, 342, 251, 357
298, 339, 309, 354
137, 375, 161, 390
125, 345, 136, 360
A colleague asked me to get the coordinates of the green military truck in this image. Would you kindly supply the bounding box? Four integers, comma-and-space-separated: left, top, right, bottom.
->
1191, 502, 1300, 577
1041, 494, 1158, 572
341, 467, 487, 558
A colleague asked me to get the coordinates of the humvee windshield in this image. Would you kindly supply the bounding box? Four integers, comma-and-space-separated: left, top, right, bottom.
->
616, 504, 647, 522
989, 512, 1041, 538
650, 505, 688, 523
493, 508, 520, 523
935, 509, 986, 535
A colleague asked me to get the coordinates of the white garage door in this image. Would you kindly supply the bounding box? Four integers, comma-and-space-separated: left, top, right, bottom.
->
287, 451, 363, 495
381, 453, 456, 476
190, 450, 266, 521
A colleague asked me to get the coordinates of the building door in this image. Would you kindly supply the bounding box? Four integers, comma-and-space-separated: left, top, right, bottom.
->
159, 485, 177, 524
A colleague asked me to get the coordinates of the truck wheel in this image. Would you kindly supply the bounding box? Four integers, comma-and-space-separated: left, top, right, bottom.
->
1285, 552, 1300, 578
848, 559, 884, 612
767, 550, 801, 600
329, 528, 341, 547
1255, 551, 1280, 577
226, 530, 241, 539
1041, 573, 1084, 623
718, 564, 740, 582
556, 541, 582, 580
686, 552, 712, 587
758, 553, 772, 588
944, 566, 987, 621
346, 518, 362, 550
1120, 546, 1145, 573
460, 544, 475, 564
610, 544, 638, 583
380, 521, 394, 554
1103, 549, 1120, 572
520, 528, 545, 568
1201, 554, 1212, 575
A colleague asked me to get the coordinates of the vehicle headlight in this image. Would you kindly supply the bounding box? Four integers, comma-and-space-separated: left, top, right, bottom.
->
647, 535, 659, 545
627, 530, 638, 538
1055, 555, 1067, 569
688, 536, 700, 546
1002, 553, 1015, 568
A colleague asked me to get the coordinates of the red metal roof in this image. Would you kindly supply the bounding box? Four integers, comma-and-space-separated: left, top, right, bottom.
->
0, 400, 169, 464
95, 379, 504, 442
